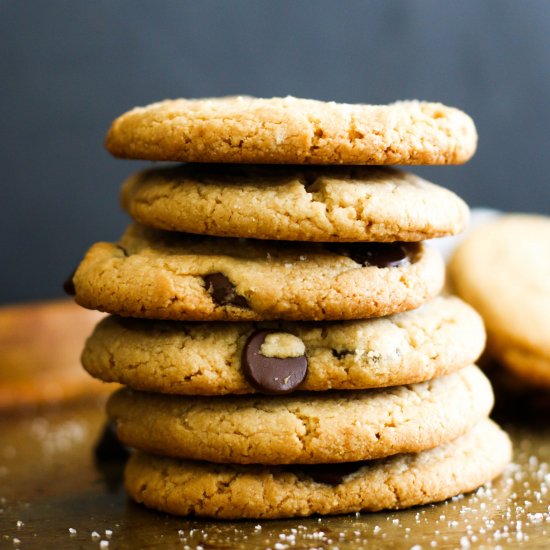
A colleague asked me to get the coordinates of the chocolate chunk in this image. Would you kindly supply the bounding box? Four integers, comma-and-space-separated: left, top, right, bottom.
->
204, 273, 249, 308
242, 330, 308, 394
326, 242, 419, 268
290, 461, 366, 485
63, 268, 76, 295
331, 349, 354, 360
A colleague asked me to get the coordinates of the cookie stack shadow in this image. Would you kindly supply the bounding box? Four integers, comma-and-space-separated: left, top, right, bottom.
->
73, 97, 511, 519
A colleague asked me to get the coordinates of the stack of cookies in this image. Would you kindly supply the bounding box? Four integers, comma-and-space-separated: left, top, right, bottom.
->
73, 97, 511, 519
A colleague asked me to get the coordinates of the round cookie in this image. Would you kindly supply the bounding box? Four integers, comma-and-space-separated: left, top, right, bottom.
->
497, 345, 550, 389
73, 224, 444, 322
0, 300, 111, 410
449, 214, 550, 384
121, 164, 469, 242
124, 419, 510, 519
107, 366, 494, 465
105, 96, 477, 165
83, 296, 486, 395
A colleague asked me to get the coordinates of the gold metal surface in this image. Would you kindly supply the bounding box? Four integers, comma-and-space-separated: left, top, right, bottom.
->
0, 399, 549, 549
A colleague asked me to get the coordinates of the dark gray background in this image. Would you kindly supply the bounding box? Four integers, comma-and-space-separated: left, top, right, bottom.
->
1, 1, 549, 305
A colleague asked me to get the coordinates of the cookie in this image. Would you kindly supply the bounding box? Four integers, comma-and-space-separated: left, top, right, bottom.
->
0, 300, 111, 410
107, 365, 493, 465
121, 164, 469, 242
124, 419, 510, 519
83, 296, 485, 395
73, 224, 444, 321
105, 96, 477, 165
449, 214, 550, 385
496, 345, 550, 389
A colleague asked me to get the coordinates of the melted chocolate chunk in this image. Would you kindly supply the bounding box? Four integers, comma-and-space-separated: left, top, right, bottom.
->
289, 461, 366, 485
62, 268, 76, 295
204, 273, 249, 308
242, 330, 308, 394
331, 349, 354, 360
326, 242, 419, 268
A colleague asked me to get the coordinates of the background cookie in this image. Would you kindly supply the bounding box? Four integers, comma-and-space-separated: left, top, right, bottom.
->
0, 300, 110, 410
124, 419, 510, 519
83, 296, 486, 395
449, 214, 550, 384
73, 225, 444, 321
105, 96, 477, 165
107, 366, 493, 465
121, 165, 469, 242
496, 345, 550, 389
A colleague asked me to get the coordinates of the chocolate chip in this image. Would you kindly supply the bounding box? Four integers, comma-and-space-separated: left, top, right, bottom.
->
63, 268, 76, 295
289, 461, 366, 485
204, 273, 249, 308
325, 242, 419, 268
331, 349, 354, 360
242, 330, 308, 394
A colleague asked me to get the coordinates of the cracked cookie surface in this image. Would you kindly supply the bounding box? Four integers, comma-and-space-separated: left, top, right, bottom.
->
106, 96, 477, 165
107, 366, 493, 465
83, 296, 485, 395
124, 419, 510, 519
121, 164, 469, 242
73, 224, 444, 321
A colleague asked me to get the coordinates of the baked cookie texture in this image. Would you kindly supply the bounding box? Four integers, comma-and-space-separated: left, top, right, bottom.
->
105, 96, 477, 165
107, 366, 493, 465
73, 224, 444, 321
449, 214, 550, 385
121, 165, 469, 242
83, 296, 485, 395
0, 300, 110, 410
494, 345, 550, 389
73, 96, 507, 518
124, 419, 511, 519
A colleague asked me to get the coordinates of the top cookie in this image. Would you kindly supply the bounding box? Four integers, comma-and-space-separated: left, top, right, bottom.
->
449, 215, 550, 362
121, 165, 469, 242
106, 96, 477, 165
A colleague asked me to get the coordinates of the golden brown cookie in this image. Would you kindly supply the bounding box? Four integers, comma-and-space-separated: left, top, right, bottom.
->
449, 214, 550, 388
0, 300, 111, 410
83, 296, 485, 395
73, 224, 444, 321
121, 164, 469, 242
495, 345, 550, 389
124, 419, 510, 519
106, 96, 477, 165
107, 366, 493, 465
